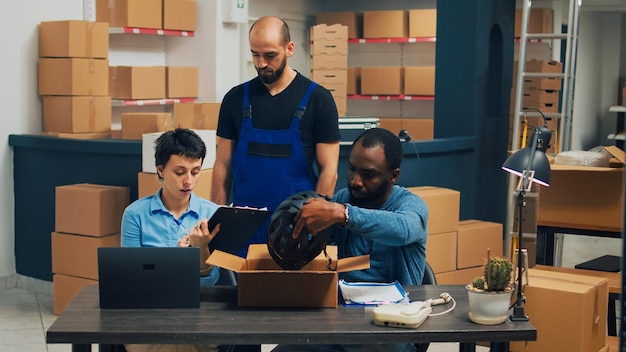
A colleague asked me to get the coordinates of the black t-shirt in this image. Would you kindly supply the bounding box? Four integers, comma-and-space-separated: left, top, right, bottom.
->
217, 73, 341, 174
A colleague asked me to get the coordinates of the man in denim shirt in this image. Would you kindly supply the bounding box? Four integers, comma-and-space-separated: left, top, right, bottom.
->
273, 128, 428, 352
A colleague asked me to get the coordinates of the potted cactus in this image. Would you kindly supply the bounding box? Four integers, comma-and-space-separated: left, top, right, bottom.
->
466, 249, 515, 325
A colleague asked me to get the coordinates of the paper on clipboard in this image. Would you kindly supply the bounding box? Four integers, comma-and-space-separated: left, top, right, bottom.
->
339, 280, 409, 306
208, 206, 271, 255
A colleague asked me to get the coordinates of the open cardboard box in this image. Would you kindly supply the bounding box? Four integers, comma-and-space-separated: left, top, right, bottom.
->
537, 145, 625, 231
207, 244, 369, 308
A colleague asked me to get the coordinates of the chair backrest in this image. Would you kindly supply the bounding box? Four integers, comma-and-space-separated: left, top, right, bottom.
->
422, 261, 437, 285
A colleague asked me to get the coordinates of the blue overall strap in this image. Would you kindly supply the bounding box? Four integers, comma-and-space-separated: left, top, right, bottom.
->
242, 81, 252, 118
294, 82, 318, 119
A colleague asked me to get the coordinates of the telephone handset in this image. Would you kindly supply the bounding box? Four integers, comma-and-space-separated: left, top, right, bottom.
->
372, 292, 453, 329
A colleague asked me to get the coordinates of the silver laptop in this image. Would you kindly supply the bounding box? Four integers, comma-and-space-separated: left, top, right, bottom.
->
97, 247, 200, 309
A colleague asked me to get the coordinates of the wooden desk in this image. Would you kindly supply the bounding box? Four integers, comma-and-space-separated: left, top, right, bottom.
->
46, 285, 536, 352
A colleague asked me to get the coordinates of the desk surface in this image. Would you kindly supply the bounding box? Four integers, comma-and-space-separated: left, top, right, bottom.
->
46, 284, 536, 346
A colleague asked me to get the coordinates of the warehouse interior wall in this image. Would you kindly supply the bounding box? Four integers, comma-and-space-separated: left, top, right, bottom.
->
0, 0, 84, 282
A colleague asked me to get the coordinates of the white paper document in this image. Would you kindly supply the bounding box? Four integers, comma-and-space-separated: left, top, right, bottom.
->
339, 280, 409, 306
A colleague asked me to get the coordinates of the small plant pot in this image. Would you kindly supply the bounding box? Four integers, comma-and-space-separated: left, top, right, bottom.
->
466, 285, 514, 325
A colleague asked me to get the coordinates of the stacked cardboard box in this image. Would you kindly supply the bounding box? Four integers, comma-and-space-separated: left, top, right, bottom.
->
52, 184, 130, 314
405, 187, 506, 285
514, 8, 554, 38
508, 269, 608, 352
97, 0, 197, 31
173, 102, 220, 130
137, 130, 215, 199
379, 118, 434, 140
310, 24, 348, 116
109, 65, 199, 100
510, 60, 563, 154
38, 20, 112, 139
359, 10, 408, 96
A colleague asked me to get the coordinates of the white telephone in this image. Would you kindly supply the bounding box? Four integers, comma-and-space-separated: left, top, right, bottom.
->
372, 292, 453, 329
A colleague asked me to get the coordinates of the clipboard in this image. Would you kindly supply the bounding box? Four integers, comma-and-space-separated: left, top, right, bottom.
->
208, 206, 271, 255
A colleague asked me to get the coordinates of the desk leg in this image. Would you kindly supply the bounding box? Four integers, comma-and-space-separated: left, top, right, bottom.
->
72, 344, 91, 352
490, 342, 510, 352
459, 343, 476, 352
609, 293, 619, 336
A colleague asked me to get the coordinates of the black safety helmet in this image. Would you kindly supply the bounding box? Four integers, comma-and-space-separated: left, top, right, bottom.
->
267, 190, 332, 270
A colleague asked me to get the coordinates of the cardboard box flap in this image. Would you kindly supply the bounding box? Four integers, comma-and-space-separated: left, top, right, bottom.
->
207, 248, 369, 274
336, 254, 370, 273
603, 145, 625, 164
206, 250, 246, 272
549, 163, 622, 172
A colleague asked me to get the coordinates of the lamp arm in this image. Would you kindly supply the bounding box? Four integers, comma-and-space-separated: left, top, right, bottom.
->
519, 128, 539, 192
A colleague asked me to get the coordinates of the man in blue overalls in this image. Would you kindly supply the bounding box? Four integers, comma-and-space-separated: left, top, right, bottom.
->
212, 16, 341, 258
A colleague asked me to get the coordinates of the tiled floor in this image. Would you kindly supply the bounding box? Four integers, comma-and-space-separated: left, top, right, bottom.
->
0, 234, 621, 352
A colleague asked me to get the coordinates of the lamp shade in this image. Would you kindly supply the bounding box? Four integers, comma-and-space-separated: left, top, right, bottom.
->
502, 126, 552, 187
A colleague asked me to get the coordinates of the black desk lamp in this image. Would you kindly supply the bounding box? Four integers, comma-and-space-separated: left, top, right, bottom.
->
502, 107, 552, 321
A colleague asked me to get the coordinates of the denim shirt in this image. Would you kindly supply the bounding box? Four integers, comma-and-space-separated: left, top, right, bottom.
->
121, 189, 220, 286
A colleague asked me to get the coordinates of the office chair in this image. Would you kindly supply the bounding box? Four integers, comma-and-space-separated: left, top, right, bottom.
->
414, 261, 437, 352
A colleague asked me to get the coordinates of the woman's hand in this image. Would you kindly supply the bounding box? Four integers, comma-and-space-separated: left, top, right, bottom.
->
188, 219, 219, 248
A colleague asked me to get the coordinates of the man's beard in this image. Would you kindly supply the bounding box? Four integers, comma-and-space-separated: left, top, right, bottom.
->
257, 57, 287, 84
348, 178, 391, 209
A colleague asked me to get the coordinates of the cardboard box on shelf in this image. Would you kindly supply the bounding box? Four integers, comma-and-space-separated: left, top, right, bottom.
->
360, 67, 404, 96
55, 183, 130, 237
96, 0, 162, 29
521, 60, 563, 73
166, 66, 199, 98
39, 58, 109, 96
310, 24, 348, 42
39, 20, 109, 59
121, 112, 172, 140
53, 274, 97, 315
363, 10, 409, 38
311, 38, 348, 56
173, 102, 220, 130
425, 231, 457, 274
310, 54, 348, 70
206, 244, 369, 308
51, 232, 120, 280
141, 129, 216, 172
514, 8, 553, 37
521, 89, 559, 106
315, 11, 362, 39
408, 9, 437, 37
401, 118, 434, 140
40, 131, 113, 140
523, 77, 562, 91
537, 163, 623, 232
456, 220, 503, 269
379, 118, 403, 135
138, 169, 213, 199
406, 186, 460, 235
404, 66, 435, 96
109, 66, 166, 100
163, 0, 196, 31
509, 269, 608, 352
310, 69, 348, 86
347, 67, 360, 95
42, 96, 112, 133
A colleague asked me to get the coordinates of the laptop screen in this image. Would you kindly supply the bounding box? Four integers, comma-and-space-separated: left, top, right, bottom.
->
97, 247, 201, 309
